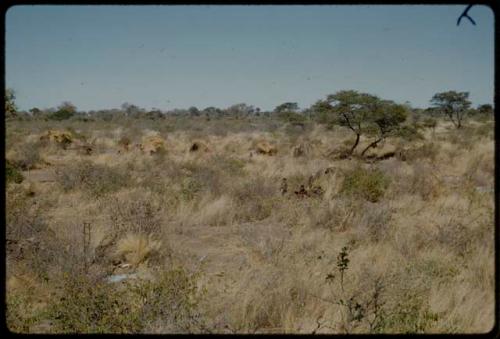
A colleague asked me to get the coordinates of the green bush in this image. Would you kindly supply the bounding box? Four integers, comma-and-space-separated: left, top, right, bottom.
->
6, 160, 24, 184
47, 110, 75, 121
46, 273, 142, 333
396, 125, 424, 141
377, 294, 439, 333
45, 268, 205, 333
7, 291, 44, 333
341, 167, 390, 202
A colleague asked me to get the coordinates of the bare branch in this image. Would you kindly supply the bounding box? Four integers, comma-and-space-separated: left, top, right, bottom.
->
457, 5, 476, 26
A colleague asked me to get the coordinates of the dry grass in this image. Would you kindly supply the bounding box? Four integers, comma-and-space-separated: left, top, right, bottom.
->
5, 116, 494, 334
115, 233, 162, 267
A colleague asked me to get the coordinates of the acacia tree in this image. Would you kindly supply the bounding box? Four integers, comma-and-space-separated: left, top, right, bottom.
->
430, 91, 471, 129
326, 90, 378, 155
360, 100, 408, 156
274, 102, 305, 124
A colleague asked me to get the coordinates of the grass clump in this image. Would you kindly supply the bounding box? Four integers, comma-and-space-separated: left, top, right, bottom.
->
341, 167, 390, 202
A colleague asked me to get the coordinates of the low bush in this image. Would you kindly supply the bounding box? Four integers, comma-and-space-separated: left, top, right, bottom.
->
55, 160, 130, 197
396, 142, 439, 162
341, 167, 390, 203
44, 267, 205, 333
6, 160, 24, 184
396, 125, 424, 142
8, 141, 42, 170
230, 177, 278, 222
6, 184, 45, 240
7, 290, 44, 333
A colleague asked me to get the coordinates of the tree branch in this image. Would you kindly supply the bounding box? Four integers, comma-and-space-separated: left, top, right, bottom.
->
457, 5, 476, 26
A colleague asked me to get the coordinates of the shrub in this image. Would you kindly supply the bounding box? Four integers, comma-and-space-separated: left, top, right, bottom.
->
55, 160, 130, 197
230, 177, 277, 222
6, 290, 43, 333
45, 273, 142, 333
8, 141, 42, 170
396, 142, 439, 162
6, 184, 45, 240
6, 160, 24, 184
45, 267, 205, 333
341, 167, 390, 202
47, 110, 75, 121
132, 268, 206, 333
107, 190, 163, 236
396, 125, 424, 142
180, 161, 224, 198
378, 293, 439, 333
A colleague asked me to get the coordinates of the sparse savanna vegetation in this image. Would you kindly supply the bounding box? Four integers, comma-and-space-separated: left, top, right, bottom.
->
5, 89, 494, 334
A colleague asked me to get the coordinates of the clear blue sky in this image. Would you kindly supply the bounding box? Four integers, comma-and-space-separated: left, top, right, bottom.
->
6, 5, 494, 112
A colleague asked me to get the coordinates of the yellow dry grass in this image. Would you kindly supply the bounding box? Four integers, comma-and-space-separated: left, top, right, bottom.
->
5, 117, 494, 334
115, 233, 162, 267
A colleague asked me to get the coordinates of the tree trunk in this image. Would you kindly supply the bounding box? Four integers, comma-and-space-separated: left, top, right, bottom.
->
361, 137, 384, 157
456, 111, 462, 128
446, 112, 458, 129
349, 133, 360, 155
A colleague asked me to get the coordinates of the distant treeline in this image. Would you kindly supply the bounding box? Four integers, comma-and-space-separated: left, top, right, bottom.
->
5, 88, 493, 124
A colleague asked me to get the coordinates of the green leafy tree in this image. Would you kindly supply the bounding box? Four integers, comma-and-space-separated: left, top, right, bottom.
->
188, 106, 200, 117
5, 88, 17, 119
274, 102, 299, 114
326, 90, 379, 155
274, 102, 305, 124
49, 101, 77, 121
430, 91, 471, 129
310, 100, 335, 125
360, 100, 408, 156
477, 104, 493, 115
29, 107, 43, 118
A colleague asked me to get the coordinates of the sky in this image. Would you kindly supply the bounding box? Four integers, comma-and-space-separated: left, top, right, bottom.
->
5, 5, 495, 112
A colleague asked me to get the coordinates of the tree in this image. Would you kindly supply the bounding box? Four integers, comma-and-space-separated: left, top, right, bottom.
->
430, 91, 471, 129
188, 106, 200, 117
274, 102, 305, 125
477, 104, 493, 115
5, 88, 17, 119
225, 103, 255, 117
29, 107, 42, 117
310, 100, 335, 125
326, 90, 379, 155
48, 101, 77, 121
121, 103, 144, 118
360, 100, 408, 156
274, 102, 299, 114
